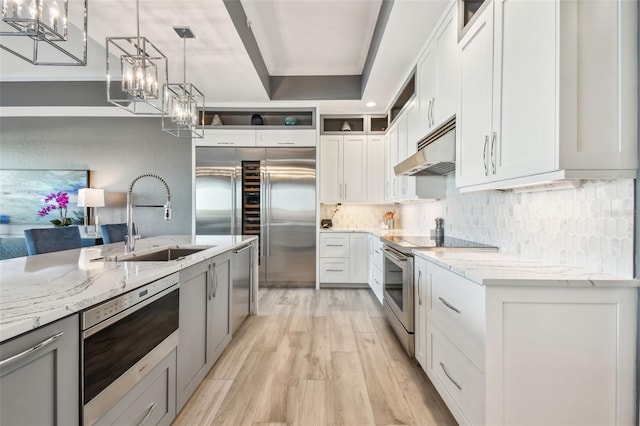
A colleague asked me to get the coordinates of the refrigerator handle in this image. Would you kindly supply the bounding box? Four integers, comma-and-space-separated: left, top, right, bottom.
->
265, 171, 271, 257
231, 171, 236, 234
260, 169, 266, 259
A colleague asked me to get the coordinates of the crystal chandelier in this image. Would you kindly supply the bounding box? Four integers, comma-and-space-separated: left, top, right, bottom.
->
106, 0, 168, 114
0, 0, 87, 65
162, 26, 204, 138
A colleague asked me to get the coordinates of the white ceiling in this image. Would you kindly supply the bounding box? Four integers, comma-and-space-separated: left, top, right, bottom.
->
0, 0, 449, 114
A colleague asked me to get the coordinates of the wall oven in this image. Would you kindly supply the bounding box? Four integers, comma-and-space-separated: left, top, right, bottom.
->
382, 245, 415, 356
81, 273, 179, 425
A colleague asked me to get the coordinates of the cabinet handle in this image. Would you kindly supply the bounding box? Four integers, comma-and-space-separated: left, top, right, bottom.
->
439, 362, 462, 391
327, 269, 344, 272
344, 183, 347, 199
438, 296, 461, 314
483, 135, 489, 176
491, 131, 497, 174
277, 142, 295, 145
0, 332, 63, 368
417, 270, 423, 306
374, 279, 380, 286
135, 401, 157, 426
212, 263, 219, 298
427, 99, 432, 127
217, 141, 234, 145
207, 263, 213, 301
431, 97, 436, 126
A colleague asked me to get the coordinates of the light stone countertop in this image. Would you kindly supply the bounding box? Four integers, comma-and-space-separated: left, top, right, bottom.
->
318, 228, 428, 238
0, 235, 257, 343
414, 250, 639, 288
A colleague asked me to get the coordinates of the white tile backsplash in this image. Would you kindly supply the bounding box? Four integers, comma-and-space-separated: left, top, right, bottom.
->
321, 176, 635, 277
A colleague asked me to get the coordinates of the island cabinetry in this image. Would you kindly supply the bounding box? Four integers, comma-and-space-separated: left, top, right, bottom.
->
415, 256, 637, 425
177, 251, 232, 412
457, 0, 637, 191
94, 349, 176, 426
368, 234, 383, 304
0, 314, 79, 426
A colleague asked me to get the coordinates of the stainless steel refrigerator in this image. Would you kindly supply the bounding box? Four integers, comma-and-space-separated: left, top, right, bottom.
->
195, 147, 316, 287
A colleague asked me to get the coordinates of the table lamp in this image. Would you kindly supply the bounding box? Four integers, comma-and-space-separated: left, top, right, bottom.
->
78, 188, 105, 235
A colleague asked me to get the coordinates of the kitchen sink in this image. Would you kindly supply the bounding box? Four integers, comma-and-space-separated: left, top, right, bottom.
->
106, 247, 212, 262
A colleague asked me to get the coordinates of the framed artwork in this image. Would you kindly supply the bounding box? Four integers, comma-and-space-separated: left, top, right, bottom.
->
0, 170, 89, 225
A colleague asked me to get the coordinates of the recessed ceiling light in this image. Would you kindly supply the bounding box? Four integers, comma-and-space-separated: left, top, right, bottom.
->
366, 101, 377, 108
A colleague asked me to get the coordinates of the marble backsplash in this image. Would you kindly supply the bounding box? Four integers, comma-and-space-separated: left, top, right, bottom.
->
320, 176, 635, 277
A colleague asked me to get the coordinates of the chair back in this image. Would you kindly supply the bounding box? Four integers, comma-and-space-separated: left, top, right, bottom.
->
101, 223, 134, 244
24, 227, 82, 256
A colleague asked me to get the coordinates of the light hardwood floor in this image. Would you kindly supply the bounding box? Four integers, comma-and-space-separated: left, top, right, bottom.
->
174, 288, 456, 426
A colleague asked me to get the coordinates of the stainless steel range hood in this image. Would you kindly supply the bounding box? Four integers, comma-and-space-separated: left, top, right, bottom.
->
394, 116, 456, 176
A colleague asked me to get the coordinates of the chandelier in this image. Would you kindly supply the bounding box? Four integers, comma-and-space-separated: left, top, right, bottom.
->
106, 0, 168, 114
0, 0, 87, 65
162, 26, 204, 138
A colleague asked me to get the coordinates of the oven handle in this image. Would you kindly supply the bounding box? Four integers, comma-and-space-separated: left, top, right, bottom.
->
383, 247, 408, 263
0, 332, 63, 368
82, 284, 179, 339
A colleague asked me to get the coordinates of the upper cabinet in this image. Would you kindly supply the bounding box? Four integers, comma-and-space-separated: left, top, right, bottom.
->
417, 1, 460, 140
319, 134, 367, 203
456, 0, 638, 191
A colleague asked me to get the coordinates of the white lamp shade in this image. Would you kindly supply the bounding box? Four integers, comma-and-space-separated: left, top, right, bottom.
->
78, 188, 105, 207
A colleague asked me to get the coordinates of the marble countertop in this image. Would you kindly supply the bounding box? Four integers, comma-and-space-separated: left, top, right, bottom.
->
0, 235, 257, 343
318, 228, 427, 238
414, 250, 639, 288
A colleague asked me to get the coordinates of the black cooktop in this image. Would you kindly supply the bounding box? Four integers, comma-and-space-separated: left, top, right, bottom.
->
382, 235, 497, 253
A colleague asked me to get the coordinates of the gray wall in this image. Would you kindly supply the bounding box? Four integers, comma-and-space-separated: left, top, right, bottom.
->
0, 117, 192, 237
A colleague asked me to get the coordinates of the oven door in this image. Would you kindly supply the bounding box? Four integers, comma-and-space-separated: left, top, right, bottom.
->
382, 246, 414, 333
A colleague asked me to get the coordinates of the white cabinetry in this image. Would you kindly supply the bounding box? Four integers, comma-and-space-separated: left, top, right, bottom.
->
415, 256, 637, 425
457, 0, 637, 191
319, 135, 366, 203
256, 129, 316, 147
201, 129, 256, 147
368, 234, 384, 304
366, 135, 386, 203
319, 233, 368, 285
417, 1, 458, 138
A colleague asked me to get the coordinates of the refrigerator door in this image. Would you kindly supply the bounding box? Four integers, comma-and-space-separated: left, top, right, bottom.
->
195, 147, 235, 235
264, 148, 316, 285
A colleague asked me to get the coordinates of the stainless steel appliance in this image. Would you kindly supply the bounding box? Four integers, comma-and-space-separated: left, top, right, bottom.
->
381, 235, 497, 356
394, 116, 456, 176
81, 273, 179, 425
232, 243, 252, 333
196, 147, 316, 286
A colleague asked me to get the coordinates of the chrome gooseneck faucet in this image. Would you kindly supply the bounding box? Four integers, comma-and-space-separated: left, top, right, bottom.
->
126, 173, 172, 252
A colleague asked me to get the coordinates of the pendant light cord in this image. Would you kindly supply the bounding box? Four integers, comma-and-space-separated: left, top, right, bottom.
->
183, 36, 187, 86
136, 0, 140, 55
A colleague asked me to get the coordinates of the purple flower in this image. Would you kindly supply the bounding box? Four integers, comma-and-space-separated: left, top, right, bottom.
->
37, 190, 70, 224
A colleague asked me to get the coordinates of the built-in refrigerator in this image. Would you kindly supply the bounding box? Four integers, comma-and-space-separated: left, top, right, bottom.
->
195, 147, 316, 286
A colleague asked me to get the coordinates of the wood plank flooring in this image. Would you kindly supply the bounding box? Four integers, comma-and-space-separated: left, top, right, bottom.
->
174, 288, 456, 426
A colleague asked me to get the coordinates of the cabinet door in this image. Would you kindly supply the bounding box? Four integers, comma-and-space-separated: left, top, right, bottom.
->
319, 135, 342, 203
0, 315, 79, 426
200, 130, 256, 147
456, 1, 495, 188
256, 129, 316, 147
349, 233, 369, 283
342, 135, 367, 203
405, 101, 419, 199
210, 251, 232, 360
319, 233, 349, 257
384, 132, 394, 201
414, 257, 428, 370
418, 43, 436, 138
388, 123, 399, 200
366, 135, 386, 203
177, 260, 212, 411
433, 6, 459, 127
493, 0, 556, 180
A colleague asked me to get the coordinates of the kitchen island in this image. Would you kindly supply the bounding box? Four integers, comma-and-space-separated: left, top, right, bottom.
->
0, 235, 258, 426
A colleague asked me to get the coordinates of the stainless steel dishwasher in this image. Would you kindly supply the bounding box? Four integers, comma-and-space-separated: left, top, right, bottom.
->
232, 244, 252, 333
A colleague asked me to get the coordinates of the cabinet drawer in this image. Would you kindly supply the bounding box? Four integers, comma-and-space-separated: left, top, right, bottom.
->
371, 238, 383, 270
319, 234, 349, 257
201, 130, 256, 146
95, 349, 176, 426
256, 130, 316, 146
371, 265, 383, 304
428, 321, 484, 426
319, 259, 350, 283
428, 262, 485, 371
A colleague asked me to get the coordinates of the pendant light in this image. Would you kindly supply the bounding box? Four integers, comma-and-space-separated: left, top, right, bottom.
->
0, 0, 87, 65
162, 26, 204, 139
106, 0, 168, 114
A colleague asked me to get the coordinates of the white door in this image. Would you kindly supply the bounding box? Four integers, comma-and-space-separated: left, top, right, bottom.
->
433, 7, 458, 127
342, 135, 367, 203
319, 135, 342, 203
456, 2, 495, 188
366, 135, 386, 203
414, 256, 428, 370
417, 44, 436, 137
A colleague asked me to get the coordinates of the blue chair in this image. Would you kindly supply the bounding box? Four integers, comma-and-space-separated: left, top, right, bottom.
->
24, 227, 82, 256
101, 223, 135, 244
